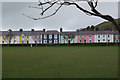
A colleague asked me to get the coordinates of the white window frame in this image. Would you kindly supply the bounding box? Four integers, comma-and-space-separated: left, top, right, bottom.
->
26, 36, 29, 39
49, 39, 52, 43
54, 34, 57, 39
22, 36, 25, 39
49, 35, 52, 39
2, 41, 4, 44
44, 40, 46, 43
84, 35, 86, 38
115, 35, 119, 38
89, 34, 91, 38
103, 39, 105, 41
103, 35, 105, 38
44, 35, 47, 39
98, 35, 100, 38
22, 40, 24, 44
98, 40, 100, 42
54, 40, 58, 43
80, 40, 82, 43
89, 40, 92, 43
80, 35, 81, 38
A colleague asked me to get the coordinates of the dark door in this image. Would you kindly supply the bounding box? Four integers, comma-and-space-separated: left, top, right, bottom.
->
84, 40, 86, 43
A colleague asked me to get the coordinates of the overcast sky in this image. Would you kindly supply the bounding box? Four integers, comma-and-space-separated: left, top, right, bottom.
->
1, 1, 119, 31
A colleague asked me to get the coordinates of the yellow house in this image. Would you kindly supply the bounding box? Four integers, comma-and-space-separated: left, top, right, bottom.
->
19, 33, 30, 44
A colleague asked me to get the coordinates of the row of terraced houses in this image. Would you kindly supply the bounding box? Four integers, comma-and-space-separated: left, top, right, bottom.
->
0, 29, 119, 44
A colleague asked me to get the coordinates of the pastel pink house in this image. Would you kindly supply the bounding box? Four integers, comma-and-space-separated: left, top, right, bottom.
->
77, 31, 95, 43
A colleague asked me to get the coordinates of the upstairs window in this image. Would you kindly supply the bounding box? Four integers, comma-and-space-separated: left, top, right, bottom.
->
84, 35, 86, 38
44, 35, 47, 39
103, 35, 105, 38
54, 34, 57, 38
89, 34, 91, 38
14, 36, 16, 39
2, 37, 4, 39
115, 35, 119, 38
22, 36, 25, 39
26, 36, 29, 39
80, 35, 81, 38
49, 35, 52, 39
98, 35, 100, 38
108, 35, 110, 37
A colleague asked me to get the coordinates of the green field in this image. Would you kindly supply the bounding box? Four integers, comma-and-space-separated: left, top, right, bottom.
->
2, 46, 118, 78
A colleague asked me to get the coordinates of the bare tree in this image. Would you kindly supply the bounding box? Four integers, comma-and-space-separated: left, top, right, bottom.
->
23, 0, 120, 32
63, 34, 75, 44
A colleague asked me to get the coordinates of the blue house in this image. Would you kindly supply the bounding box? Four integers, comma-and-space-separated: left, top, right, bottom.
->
42, 30, 59, 44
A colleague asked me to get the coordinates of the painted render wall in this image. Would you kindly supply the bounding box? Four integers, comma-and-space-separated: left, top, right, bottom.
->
94, 34, 114, 43
77, 35, 94, 43
60, 35, 77, 43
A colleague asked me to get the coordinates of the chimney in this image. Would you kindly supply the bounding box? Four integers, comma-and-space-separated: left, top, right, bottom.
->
8, 29, 12, 33
60, 27, 63, 32
76, 29, 79, 32
43, 29, 45, 32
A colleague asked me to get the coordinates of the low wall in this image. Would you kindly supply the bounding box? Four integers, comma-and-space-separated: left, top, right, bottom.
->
1, 43, 120, 47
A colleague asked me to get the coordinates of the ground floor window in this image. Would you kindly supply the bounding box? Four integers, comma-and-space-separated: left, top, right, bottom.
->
14, 40, 16, 44
2, 41, 4, 44
103, 39, 105, 41
80, 40, 82, 43
49, 39, 52, 43
44, 40, 47, 43
89, 40, 91, 43
22, 41, 24, 44
115, 39, 119, 42
98, 40, 100, 42
54, 40, 58, 43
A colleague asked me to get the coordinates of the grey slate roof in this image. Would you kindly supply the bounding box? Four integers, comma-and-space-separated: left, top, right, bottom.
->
61, 31, 119, 35
1, 30, 119, 36
43, 30, 59, 34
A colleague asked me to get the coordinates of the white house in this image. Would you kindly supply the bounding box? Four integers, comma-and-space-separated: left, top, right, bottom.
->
94, 31, 114, 43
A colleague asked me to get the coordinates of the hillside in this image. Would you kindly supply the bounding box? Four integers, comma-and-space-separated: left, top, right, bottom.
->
80, 18, 120, 31
95, 18, 120, 30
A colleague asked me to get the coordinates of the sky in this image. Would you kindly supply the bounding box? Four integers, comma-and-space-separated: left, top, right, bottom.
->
1, 0, 120, 31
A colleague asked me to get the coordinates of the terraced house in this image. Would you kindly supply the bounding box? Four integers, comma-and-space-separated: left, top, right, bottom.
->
0, 29, 119, 44
42, 30, 59, 44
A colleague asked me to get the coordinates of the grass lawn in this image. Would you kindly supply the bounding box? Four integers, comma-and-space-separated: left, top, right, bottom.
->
2, 46, 118, 78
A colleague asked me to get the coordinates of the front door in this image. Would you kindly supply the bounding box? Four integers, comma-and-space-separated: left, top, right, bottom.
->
84, 40, 86, 43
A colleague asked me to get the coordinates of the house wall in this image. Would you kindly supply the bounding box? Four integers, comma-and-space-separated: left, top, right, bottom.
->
77, 34, 94, 43
114, 34, 119, 42
42, 34, 59, 44
29, 35, 42, 44
60, 35, 77, 43
94, 34, 114, 43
